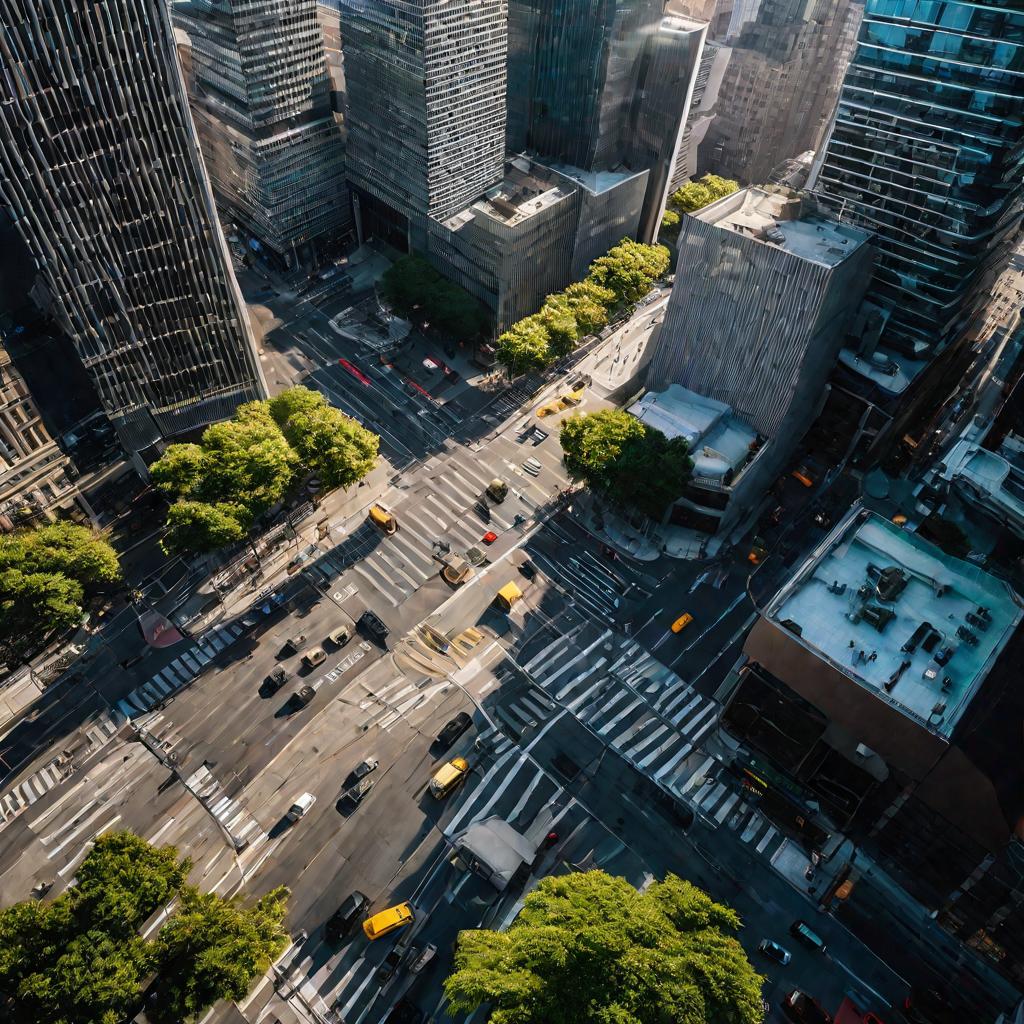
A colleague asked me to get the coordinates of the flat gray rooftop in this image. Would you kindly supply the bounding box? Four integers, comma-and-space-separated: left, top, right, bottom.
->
697, 187, 869, 268
767, 510, 1023, 737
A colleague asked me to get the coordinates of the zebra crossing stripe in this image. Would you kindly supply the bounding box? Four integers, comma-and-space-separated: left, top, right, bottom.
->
116, 699, 136, 720
756, 826, 778, 853
740, 814, 764, 843
714, 791, 742, 824
680, 756, 716, 794
179, 652, 202, 672
698, 781, 727, 810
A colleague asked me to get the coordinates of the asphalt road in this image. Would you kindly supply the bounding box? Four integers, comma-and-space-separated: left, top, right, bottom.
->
0, 283, 918, 1024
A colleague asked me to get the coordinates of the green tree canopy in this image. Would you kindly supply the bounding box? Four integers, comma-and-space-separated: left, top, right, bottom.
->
161, 501, 249, 556
153, 885, 290, 1023
151, 388, 379, 554
560, 409, 693, 520
267, 386, 327, 428
496, 316, 554, 375
381, 255, 492, 343
660, 208, 681, 239
0, 524, 121, 663
561, 281, 614, 335
445, 871, 764, 1024
538, 300, 580, 357
668, 174, 739, 215
586, 239, 670, 306
0, 832, 192, 1024
280, 404, 379, 490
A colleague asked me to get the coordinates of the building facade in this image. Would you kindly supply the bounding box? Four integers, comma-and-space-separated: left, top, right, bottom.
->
696, 0, 862, 186
810, 1, 1024, 363
173, 0, 351, 266
0, 0, 266, 457
648, 187, 872, 438
340, 0, 507, 250
508, 1, 703, 242
733, 506, 1024, 1002
0, 342, 89, 531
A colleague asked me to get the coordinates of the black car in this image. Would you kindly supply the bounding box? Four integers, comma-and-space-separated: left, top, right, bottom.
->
473, 500, 491, 523
324, 891, 369, 942
436, 711, 472, 750
518, 559, 537, 580
265, 667, 288, 694
342, 776, 376, 809
290, 685, 316, 709
358, 610, 390, 646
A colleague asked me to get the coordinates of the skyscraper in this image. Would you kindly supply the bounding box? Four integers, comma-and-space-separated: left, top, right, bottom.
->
508, 1, 703, 241
0, 0, 266, 456
695, 0, 862, 186
173, 0, 351, 267
340, 0, 508, 250
811, 1, 1024, 362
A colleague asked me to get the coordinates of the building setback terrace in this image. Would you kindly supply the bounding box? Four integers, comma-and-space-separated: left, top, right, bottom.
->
766, 510, 1023, 738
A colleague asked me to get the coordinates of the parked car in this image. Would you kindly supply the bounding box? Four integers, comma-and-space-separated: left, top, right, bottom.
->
436, 712, 472, 750
442, 555, 473, 586
290, 685, 316, 709
285, 633, 307, 653
429, 757, 469, 798
789, 920, 827, 954
328, 625, 351, 646
264, 666, 288, 694
302, 646, 327, 669
358, 610, 390, 646
352, 757, 378, 780
757, 939, 792, 965
287, 792, 316, 822
481, 530, 498, 545
671, 612, 694, 633
362, 902, 415, 940
782, 990, 832, 1024
464, 546, 486, 566
518, 559, 537, 580
324, 891, 369, 942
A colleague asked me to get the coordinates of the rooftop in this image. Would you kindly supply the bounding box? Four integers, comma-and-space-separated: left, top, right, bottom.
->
942, 432, 1024, 529
696, 187, 869, 269
543, 161, 648, 197
629, 384, 759, 484
766, 508, 1023, 738
439, 156, 574, 232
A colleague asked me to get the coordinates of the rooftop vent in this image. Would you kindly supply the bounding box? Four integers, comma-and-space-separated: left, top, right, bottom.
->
875, 566, 908, 602
861, 604, 896, 632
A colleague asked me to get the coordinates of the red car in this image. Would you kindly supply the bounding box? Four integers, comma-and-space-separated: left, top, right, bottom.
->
338, 358, 371, 386
482, 531, 498, 545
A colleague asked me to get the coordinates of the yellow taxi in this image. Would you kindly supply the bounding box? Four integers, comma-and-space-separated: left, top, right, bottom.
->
670, 612, 694, 633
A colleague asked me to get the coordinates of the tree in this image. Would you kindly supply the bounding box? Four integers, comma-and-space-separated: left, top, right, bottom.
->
496, 316, 553, 375
0, 523, 121, 663
538, 300, 580, 357
267, 386, 327, 429
280, 404, 379, 490
445, 871, 764, 1024
149, 443, 206, 501
161, 501, 248, 556
561, 281, 614, 335
153, 885, 289, 1023
560, 410, 693, 520
0, 832, 191, 1024
586, 240, 670, 306
70, 832, 191, 936
661, 208, 681, 239
668, 174, 739, 215
381, 255, 492, 343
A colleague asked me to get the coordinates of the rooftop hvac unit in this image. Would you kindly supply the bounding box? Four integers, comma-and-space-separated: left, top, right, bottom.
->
861, 604, 896, 632
875, 566, 908, 602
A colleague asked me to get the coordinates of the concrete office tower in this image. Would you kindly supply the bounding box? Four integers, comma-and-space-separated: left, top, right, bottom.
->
173, 0, 350, 267
340, 0, 507, 251
507, 1, 703, 242
695, 0, 862, 186
0, 343, 90, 531
649, 187, 872, 438
668, 37, 725, 192
0, 0, 266, 457
811, 1, 1024, 364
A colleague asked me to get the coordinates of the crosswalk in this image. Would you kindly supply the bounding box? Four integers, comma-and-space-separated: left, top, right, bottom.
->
518, 628, 720, 798
678, 757, 787, 861
527, 526, 626, 625
308, 746, 564, 1023
318, 450, 526, 607
115, 621, 243, 722
181, 763, 264, 851
0, 621, 244, 826
355, 672, 455, 732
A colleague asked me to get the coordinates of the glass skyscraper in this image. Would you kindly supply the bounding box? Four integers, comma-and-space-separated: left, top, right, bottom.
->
812, 0, 1024, 361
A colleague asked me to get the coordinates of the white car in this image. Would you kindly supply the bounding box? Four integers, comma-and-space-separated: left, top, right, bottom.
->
287, 792, 316, 822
